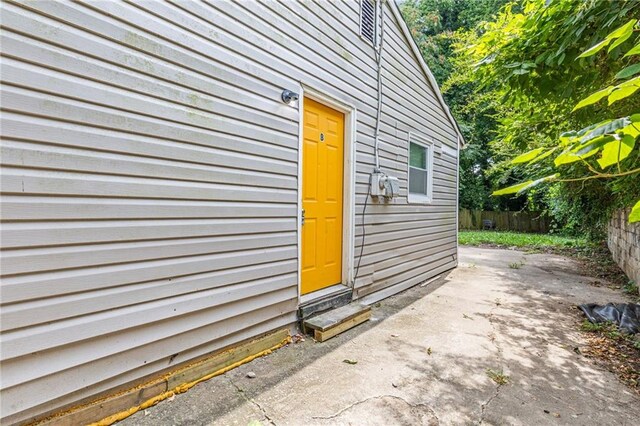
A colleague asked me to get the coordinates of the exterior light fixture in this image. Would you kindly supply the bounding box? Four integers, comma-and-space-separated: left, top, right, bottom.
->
281, 89, 299, 106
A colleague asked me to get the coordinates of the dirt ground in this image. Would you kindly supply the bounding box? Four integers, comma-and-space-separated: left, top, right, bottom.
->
122, 246, 639, 425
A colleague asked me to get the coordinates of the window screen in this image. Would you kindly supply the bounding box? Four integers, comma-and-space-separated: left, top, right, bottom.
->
360, 0, 376, 44
409, 143, 428, 195
408, 136, 433, 203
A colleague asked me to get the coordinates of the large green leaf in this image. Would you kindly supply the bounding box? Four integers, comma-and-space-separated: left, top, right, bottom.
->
555, 122, 615, 160
607, 19, 636, 52
574, 135, 615, 156
619, 123, 640, 138
597, 135, 636, 168
580, 117, 631, 143
492, 175, 557, 196
606, 19, 637, 40
554, 151, 581, 166
572, 86, 613, 111
516, 175, 558, 194
624, 43, 640, 57
615, 63, 640, 80
492, 181, 534, 196
608, 85, 640, 105
559, 131, 577, 146
554, 148, 600, 166
529, 147, 558, 164
630, 200, 640, 223
511, 147, 545, 164
577, 120, 612, 136
619, 76, 640, 87
577, 39, 612, 58
608, 31, 633, 53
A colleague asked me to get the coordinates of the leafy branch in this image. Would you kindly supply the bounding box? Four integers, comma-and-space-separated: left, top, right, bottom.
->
492, 18, 640, 223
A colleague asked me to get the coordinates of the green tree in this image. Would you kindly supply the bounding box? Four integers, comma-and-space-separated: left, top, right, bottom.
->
401, 0, 509, 82
489, 9, 640, 224
448, 0, 640, 233
401, 0, 509, 211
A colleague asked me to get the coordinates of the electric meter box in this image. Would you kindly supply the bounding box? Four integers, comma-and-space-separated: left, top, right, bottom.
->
384, 176, 400, 198
370, 172, 399, 199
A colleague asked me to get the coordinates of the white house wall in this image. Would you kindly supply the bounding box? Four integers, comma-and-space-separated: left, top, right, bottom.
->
0, 0, 458, 423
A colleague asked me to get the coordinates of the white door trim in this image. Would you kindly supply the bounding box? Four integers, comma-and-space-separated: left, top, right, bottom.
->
296, 84, 357, 304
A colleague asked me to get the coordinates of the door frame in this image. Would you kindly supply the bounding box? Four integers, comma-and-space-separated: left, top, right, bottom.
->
296, 84, 357, 303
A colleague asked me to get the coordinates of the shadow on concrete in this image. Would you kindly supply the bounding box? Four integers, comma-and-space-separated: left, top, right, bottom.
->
122, 271, 453, 425
123, 249, 639, 425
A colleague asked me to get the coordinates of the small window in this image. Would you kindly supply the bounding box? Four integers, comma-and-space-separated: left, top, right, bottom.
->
360, 0, 376, 44
408, 134, 433, 203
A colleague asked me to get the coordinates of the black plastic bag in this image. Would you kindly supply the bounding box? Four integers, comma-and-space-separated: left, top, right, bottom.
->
579, 303, 640, 334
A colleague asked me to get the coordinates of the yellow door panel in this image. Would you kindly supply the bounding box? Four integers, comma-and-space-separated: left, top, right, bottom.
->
301, 98, 344, 295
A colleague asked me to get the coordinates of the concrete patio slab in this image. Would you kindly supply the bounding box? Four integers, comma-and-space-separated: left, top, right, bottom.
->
121, 246, 639, 425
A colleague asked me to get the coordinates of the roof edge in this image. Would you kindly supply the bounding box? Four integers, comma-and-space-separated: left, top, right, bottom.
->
387, 0, 466, 146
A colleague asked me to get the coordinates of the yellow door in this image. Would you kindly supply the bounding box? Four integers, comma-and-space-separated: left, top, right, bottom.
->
301, 98, 344, 295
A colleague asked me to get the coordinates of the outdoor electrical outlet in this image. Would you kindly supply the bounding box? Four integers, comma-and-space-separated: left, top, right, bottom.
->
370, 172, 399, 199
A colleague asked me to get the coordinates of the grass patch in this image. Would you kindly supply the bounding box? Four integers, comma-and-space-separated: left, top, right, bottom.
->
580, 320, 607, 333
509, 261, 525, 269
460, 230, 634, 296
623, 280, 639, 297
459, 230, 589, 249
580, 320, 626, 339
486, 369, 509, 385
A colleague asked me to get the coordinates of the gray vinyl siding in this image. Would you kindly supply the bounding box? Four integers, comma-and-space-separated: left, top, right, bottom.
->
0, 0, 458, 423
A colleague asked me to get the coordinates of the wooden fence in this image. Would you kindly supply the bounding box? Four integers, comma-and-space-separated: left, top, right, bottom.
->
459, 209, 550, 233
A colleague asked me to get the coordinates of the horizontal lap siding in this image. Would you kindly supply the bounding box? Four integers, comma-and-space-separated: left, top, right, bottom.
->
0, 0, 457, 423
0, 0, 302, 422
351, 4, 458, 299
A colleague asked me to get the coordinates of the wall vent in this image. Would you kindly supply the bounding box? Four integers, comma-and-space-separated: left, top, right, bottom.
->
360, 0, 376, 44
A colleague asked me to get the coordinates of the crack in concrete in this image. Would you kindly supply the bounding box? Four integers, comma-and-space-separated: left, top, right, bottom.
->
487, 311, 504, 356
479, 306, 508, 425
479, 382, 502, 425
227, 376, 277, 426
311, 394, 439, 424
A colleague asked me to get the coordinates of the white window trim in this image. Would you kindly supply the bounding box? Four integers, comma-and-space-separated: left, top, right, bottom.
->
359, 0, 377, 46
407, 132, 434, 204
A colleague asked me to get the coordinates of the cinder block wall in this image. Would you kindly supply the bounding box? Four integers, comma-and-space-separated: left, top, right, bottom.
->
608, 208, 640, 286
